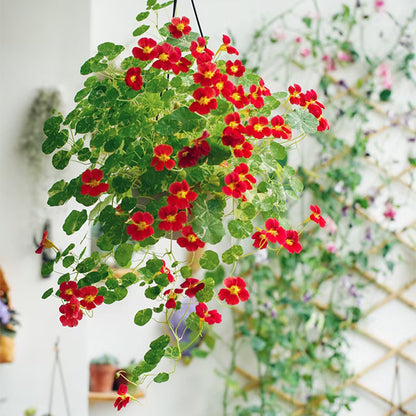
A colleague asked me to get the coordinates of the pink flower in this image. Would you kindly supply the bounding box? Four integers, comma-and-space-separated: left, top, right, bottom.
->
383, 201, 396, 220
376, 62, 393, 89
337, 51, 352, 62
375, 0, 385, 12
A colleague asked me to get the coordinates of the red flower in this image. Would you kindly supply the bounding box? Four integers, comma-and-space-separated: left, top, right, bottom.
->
164, 288, 183, 309
218, 276, 249, 305
224, 112, 245, 134
258, 78, 271, 97
177, 145, 201, 168
288, 83, 302, 105
271, 115, 292, 140
252, 230, 269, 249
80, 169, 109, 197
219, 34, 239, 55
126, 212, 154, 241
177, 225, 205, 251
78, 285, 104, 310
300, 89, 325, 118
171, 57, 192, 75
309, 205, 326, 227
190, 37, 214, 62
282, 230, 302, 254
213, 73, 234, 97
233, 140, 253, 158
59, 295, 83, 327
159, 260, 174, 283
226, 59, 245, 77
193, 61, 220, 87
152, 43, 181, 71
167, 180, 198, 209
114, 384, 130, 411
180, 278, 205, 298
132, 37, 157, 61
222, 171, 248, 199
234, 163, 256, 190
248, 84, 265, 109
317, 115, 329, 131
195, 131, 211, 156
265, 218, 287, 244
125, 67, 143, 91
35, 230, 58, 254
195, 303, 222, 325
245, 116, 271, 139
59, 281, 79, 301
150, 144, 175, 171
158, 205, 187, 232
168, 16, 191, 39
225, 85, 249, 109
189, 87, 218, 115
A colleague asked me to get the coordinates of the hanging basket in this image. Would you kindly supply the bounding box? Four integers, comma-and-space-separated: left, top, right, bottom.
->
0, 334, 15, 363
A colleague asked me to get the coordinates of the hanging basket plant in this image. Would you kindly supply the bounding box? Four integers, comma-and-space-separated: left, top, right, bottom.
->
38, 0, 329, 409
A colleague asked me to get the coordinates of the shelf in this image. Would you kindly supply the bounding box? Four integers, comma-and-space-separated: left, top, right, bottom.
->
88, 390, 145, 402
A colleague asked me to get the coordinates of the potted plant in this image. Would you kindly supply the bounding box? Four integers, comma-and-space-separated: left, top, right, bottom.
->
38, 0, 329, 409
89, 354, 119, 392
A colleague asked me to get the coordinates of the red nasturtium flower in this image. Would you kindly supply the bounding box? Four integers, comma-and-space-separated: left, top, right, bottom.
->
189, 87, 218, 115
265, 218, 287, 244
167, 180, 197, 209
258, 78, 271, 97
177, 225, 205, 251
172, 56, 192, 75
271, 115, 292, 140
309, 205, 326, 227
245, 116, 271, 139
317, 115, 329, 131
159, 260, 174, 283
226, 59, 245, 77
168, 16, 191, 39
59, 295, 83, 327
219, 34, 239, 55
150, 144, 175, 171
126, 212, 154, 241
218, 276, 250, 305
125, 67, 143, 91
190, 37, 214, 62
195, 302, 222, 325
300, 89, 325, 118
80, 169, 109, 197
78, 286, 104, 310
233, 140, 253, 158
114, 384, 130, 411
234, 163, 256, 190
282, 230, 303, 254
132, 37, 157, 61
152, 43, 181, 71
193, 61, 220, 86
180, 278, 204, 297
158, 205, 187, 232
225, 85, 249, 109
164, 288, 183, 309
35, 230, 58, 254
288, 83, 302, 105
222, 171, 248, 199
177, 145, 201, 168
252, 230, 269, 249
248, 84, 265, 109
213, 73, 234, 97
59, 281, 79, 301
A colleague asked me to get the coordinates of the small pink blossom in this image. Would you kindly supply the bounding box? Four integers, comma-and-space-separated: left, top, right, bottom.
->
270, 27, 286, 41
374, 0, 385, 12
337, 51, 352, 62
295, 36, 302, 44
300, 47, 311, 57
326, 244, 338, 253
323, 54, 336, 71
383, 201, 396, 220
376, 62, 392, 89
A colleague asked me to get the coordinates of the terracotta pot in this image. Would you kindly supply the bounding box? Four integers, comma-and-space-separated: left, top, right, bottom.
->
89, 363, 117, 392
0, 335, 15, 363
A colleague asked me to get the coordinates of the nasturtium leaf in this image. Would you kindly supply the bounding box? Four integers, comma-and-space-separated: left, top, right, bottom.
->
77, 147, 91, 162
136, 11, 150, 21
204, 265, 225, 286
121, 272, 138, 287
270, 142, 287, 160
228, 219, 253, 239
150, 335, 170, 350
105, 277, 119, 289
41, 261, 54, 277
52, 150, 71, 170
134, 308, 152, 326
41, 288, 54, 299
114, 286, 128, 300
190, 349, 209, 358
199, 250, 220, 270
222, 245, 244, 264
76, 116, 95, 134
114, 243, 133, 267
144, 348, 164, 365
76, 257, 97, 273
239, 201, 256, 220
146, 258, 164, 273
42, 131, 69, 154
145, 285, 161, 300
185, 312, 201, 333
111, 176, 132, 195
58, 273, 70, 285
154, 273, 169, 287
63, 209, 87, 235
133, 24, 150, 37
154, 372, 169, 383
132, 361, 156, 380
195, 278, 215, 303
97, 42, 124, 60
170, 107, 203, 132
286, 108, 319, 134
120, 197, 137, 212
62, 256, 75, 268
180, 265, 193, 279
289, 176, 304, 194
74, 88, 91, 102
44, 115, 63, 136
251, 336, 267, 352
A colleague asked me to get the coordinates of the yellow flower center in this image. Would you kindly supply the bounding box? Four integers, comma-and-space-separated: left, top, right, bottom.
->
254, 124, 264, 132
187, 234, 197, 242
143, 46, 152, 54
198, 96, 210, 105
196, 45, 205, 53
159, 53, 169, 61
176, 23, 185, 31
216, 81, 224, 90
176, 190, 188, 199
229, 285, 240, 296
158, 154, 170, 162
88, 179, 100, 187
229, 121, 239, 129
166, 214, 177, 223
136, 221, 148, 231
286, 238, 293, 246
230, 65, 238, 73
85, 294, 95, 303
130, 75, 137, 83
203, 70, 215, 79
231, 93, 241, 101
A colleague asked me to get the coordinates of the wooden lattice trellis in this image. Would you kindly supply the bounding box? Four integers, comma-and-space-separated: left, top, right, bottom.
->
224, 71, 416, 415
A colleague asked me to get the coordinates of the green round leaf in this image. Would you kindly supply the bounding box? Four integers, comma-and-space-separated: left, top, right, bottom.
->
134, 308, 153, 326
199, 250, 220, 270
